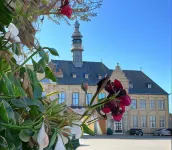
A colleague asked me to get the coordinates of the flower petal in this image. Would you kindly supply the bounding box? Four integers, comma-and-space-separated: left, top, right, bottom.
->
8, 23, 19, 36
61, 5, 72, 18
71, 125, 82, 139
114, 79, 123, 89
102, 107, 111, 114
119, 95, 131, 106
4, 32, 10, 39
37, 121, 49, 149
61, 135, 69, 144
54, 134, 66, 150
13, 36, 21, 43
112, 113, 123, 122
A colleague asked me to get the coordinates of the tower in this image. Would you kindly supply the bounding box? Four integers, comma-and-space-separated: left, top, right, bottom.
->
71, 20, 83, 67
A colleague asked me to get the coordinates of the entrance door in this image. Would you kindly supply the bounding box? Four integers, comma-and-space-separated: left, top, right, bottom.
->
114, 121, 123, 134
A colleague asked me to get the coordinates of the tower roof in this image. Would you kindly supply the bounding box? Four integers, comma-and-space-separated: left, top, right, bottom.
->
72, 20, 83, 38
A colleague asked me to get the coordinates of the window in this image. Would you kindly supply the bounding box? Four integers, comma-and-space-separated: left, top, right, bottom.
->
141, 116, 147, 127
98, 93, 106, 100
150, 100, 155, 109
140, 100, 146, 109
86, 93, 92, 105
98, 74, 102, 79
148, 84, 152, 88
129, 83, 133, 88
158, 100, 165, 109
160, 116, 165, 128
131, 99, 137, 109
58, 92, 66, 104
132, 115, 138, 127
73, 73, 76, 78
85, 74, 89, 79
150, 116, 156, 128
72, 92, 79, 106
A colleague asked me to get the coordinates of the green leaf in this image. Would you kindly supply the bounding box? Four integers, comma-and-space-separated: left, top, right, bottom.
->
44, 47, 59, 56
8, 143, 15, 150
0, 101, 9, 123
0, 136, 8, 150
48, 129, 57, 148
0, 1, 12, 25
37, 58, 46, 73
33, 83, 43, 99
26, 68, 38, 84
45, 66, 57, 82
39, 49, 46, 58
0, 59, 10, 72
24, 98, 44, 112
32, 58, 38, 72
19, 130, 33, 142
5, 129, 22, 149
82, 124, 95, 136
11, 99, 27, 108
14, 112, 23, 125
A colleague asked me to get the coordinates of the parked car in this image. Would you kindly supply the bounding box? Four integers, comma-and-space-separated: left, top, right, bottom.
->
153, 128, 172, 136
128, 128, 143, 136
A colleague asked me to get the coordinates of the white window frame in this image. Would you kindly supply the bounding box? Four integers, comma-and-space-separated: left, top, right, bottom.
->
140, 100, 146, 109
160, 116, 165, 128
148, 84, 152, 88
73, 74, 76, 78
150, 116, 156, 128
58, 92, 66, 104
85, 74, 89, 79
141, 116, 147, 127
131, 99, 137, 109
158, 100, 165, 109
72, 92, 79, 106
86, 93, 92, 105
150, 100, 155, 109
129, 83, 133, 88
132, 115, 138, 128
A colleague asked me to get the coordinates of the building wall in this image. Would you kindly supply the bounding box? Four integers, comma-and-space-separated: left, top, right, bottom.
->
128, 94, 169, 133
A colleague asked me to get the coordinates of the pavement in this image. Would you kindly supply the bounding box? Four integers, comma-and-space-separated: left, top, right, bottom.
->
77, 135, 172, 150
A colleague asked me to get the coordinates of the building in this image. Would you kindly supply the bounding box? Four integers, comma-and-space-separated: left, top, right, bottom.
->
40, 21, 169, 134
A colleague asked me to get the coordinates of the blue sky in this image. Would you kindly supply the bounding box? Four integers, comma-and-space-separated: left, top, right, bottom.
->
36, 0, 172, 112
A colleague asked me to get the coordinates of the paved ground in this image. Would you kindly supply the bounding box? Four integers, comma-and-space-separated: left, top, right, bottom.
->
77, 135, 172, 150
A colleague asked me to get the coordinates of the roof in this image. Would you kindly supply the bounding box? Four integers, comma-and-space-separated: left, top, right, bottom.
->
40, 60, 168, 95
49, 60, 111, 85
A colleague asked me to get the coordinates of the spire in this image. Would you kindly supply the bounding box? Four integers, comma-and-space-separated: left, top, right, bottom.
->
115, 63, 121, 71
71, 20, 84, 67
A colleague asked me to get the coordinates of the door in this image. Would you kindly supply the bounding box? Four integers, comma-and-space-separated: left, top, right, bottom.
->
114, 121, 123, 133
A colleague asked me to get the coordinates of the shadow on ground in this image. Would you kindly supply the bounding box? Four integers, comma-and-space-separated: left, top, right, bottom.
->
81, 135, 172, 140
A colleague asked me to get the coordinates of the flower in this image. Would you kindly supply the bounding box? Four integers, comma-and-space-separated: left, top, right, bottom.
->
81, 82, 88, 93
100, 79, 131, 122
37, 121, 49, 150
4, 23, 21, 43
71, 125, 82, 139
54, 134, 66, 150
61, 5, 72, 18
96, 76, 110, 93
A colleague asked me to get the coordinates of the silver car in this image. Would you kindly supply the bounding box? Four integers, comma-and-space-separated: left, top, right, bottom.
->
153, 128, 172, 136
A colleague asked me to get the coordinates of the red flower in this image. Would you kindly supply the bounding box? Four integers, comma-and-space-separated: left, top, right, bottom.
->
61, 5, 72, 18
99, 79, 131, 122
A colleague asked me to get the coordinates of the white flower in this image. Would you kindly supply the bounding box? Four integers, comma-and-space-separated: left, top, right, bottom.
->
4, 23, 20, 43
54, 134, 66, 150
37, 121, 49, 150
71, 125, 82, 139
61, 135, 68, 144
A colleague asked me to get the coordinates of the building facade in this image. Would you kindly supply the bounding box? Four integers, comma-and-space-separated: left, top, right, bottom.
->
39, 21, 169, 134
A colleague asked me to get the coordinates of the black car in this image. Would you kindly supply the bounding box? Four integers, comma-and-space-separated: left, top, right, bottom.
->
128, 128, 143, 136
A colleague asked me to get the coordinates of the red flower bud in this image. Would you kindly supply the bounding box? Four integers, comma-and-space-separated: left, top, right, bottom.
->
61, 5, 72, 18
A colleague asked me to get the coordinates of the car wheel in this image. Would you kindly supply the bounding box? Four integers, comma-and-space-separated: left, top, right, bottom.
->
159, 133, 162, 136
139, 133, 142, 136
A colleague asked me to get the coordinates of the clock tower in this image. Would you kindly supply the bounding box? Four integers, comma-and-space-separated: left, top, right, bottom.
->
71, 20, 84, 67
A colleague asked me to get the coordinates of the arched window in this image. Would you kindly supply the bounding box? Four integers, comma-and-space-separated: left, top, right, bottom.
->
58, 91, 66, 104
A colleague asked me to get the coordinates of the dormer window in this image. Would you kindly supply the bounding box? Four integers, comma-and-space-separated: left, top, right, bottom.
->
85, 74, 89, 79
98, 74, 102, 80
73, 73, 76, 78
129, 83, 133, 88
147, 84, 152, 88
